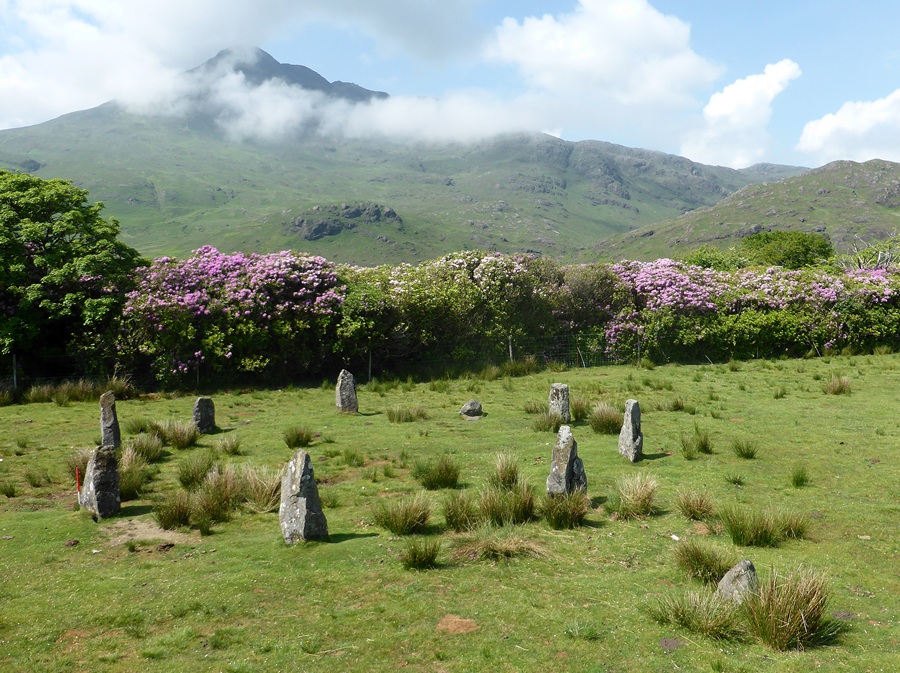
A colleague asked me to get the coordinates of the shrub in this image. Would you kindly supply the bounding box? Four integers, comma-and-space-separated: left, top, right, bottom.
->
177, 452, 219, 491
283, 425, 313, 449
730, 438, 758, 459
118, 447, 154, 500
607, 473, 659, 519
386, 405, 429, 423
478, 481, 536, 526
589, 402, 621, 434
154, 490, 193, 530
523, 400, 548, 415
744, 568, 844, 650
412, 454, 459, 490
541, 491, 590, 529
372, 492, 431, 535
127, 433, 165, 463
647, 591, 744, 641
399, 537, 441, 570
675, 489, 714, 521
443, 491, 479, 532
791, 464, 810, 488
822, 375, 851, 395
570, 396, 591, 422
241, 464, 282, 513
531, 412, 563, 433
674, 540, 737, 585
488, 452, 519, 490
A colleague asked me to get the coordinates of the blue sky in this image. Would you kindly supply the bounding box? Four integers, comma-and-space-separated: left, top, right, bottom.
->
2, 1, 900, 168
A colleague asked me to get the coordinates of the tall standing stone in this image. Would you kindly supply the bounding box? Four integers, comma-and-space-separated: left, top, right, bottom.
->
335, 369, 358, 414
280, 450, 329, 543
193, 396, 216, 434
716, 560, 759, 605
548, 383, 571, 423
78, 445, 120, 520
99, 391, 120, 449
618, 399, 643, 462
546, 425, 587, 495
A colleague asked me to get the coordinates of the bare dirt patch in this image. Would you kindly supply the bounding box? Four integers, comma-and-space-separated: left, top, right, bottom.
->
102, 518, 197, 547
435, 614, 479, 635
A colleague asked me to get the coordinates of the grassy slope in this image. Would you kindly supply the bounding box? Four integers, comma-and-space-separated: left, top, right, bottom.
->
0, 104, 797, 265
597, 159, 900, 261
0, 355, 898, 672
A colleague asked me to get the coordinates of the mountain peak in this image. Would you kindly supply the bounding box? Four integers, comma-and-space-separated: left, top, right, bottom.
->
192, 47, 389, 103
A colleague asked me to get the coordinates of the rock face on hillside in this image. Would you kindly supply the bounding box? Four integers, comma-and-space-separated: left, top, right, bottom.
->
284, 202, 403, 240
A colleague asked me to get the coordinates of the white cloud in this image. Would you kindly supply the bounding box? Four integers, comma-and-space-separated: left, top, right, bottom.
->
796, 89, 900, 164
679, 59, 801, 168
487, 0, 721, 107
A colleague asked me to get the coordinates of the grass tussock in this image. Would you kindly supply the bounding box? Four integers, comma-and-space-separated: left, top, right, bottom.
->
412, 454, 459, 490
65, 447, 93, 484
822, 375, 851, 395
153, 490, 193, 530
488, 452, 519, 490
730, 438, 759, 459
523, 400, 548, 415
675, 489, 715, 521
745, 568, 845, 651
386, 405, 429, 423
442, 491, 479, 532
791, 463, 810, 488
540, 490, 590, 529
177, 452, 220, 491
151, 420, 200, 450
398, 537, 441, 570
681, 423, 713, 459
720, 507, 808, 547
673, 539, 737, 585
647, 591, 744, 641
216, 434, 243, 456
118, 446, 155, 500
606, 472, 659, 520
127, 433, 165, 463
588, 401, 621, 434
240, 464, 282, 513
283, 425, 313, 449
123, 417, 152, 435
531, 411, 563, 433
342, 448, 366, 468
451, 527, 548, 562
372, 491, 431, 535
570, 395, 591, 422
478, 481, 536, 526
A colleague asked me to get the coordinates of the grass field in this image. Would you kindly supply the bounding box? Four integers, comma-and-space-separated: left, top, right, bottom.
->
0, 354, 898, 672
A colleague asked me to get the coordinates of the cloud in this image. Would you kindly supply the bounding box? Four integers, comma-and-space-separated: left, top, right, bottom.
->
679, 59, 801, 168
796, 89, 900, 164
487, 0, 721, 107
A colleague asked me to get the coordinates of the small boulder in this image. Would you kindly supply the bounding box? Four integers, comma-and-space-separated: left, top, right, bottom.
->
459, 399, 483, 417
618, 399, 643, 462
716, 559, 759, 604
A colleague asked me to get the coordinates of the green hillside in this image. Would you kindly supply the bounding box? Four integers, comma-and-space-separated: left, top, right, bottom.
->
596, 159, 900, 261
0, 102, 804, 265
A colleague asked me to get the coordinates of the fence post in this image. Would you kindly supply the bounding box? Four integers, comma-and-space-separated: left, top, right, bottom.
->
508, 335, 513, 362
368, 349, 372, 382
12, 353, 17, 391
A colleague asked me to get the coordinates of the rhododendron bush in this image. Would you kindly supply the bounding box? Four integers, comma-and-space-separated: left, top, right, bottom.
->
117, 247, 900, 386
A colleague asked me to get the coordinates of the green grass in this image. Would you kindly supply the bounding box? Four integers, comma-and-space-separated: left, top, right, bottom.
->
0, 353, 896, 672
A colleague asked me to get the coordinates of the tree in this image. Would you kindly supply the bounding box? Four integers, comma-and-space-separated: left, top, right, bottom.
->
0, 170, 143, 374
739, 231, 833, 270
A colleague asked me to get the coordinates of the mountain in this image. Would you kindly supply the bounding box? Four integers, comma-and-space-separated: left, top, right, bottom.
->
0, 48, 808, 265
595, 159, 900, 260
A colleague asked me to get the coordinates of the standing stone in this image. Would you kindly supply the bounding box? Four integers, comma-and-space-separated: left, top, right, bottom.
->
459, 399, 483, 417
618, 399, 643, 462
546, 425, 587, 495
99, 391, 120, 449
716, 560, 759, 604
548, 383, 571, 423
193, 396, 216, 434
335, 369, 358, 414
78, 445, 120, 520
280, 450, 329, 543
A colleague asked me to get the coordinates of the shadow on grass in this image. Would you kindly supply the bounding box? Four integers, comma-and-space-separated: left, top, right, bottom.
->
641, 452, 670, 461
119, 504, 154, 517
327, 532, 379, 543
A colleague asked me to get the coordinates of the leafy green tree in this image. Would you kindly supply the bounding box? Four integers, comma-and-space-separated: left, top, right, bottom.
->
739, 231, 833, 269
0, 170, 143, 374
